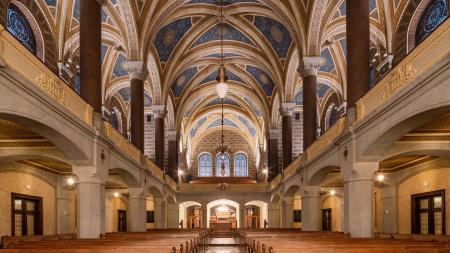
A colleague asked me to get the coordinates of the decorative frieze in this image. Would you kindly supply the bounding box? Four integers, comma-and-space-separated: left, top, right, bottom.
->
36, 74, 69, 106
383, 65, 417, 99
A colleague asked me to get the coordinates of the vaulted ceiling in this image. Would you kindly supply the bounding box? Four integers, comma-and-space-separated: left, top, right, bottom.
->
17, 0, 420, 159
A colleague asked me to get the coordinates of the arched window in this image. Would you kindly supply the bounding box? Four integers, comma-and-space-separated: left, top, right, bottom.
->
234, 153, 248, 177
216, 153, 230, 177
110, 110, 120, 130
198, 153, 213, 177
415, 0, 449, 44
7, 4, 37, 54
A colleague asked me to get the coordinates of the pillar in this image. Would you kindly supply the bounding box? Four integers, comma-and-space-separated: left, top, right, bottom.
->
154, 197, 166, 228
73, 166, 105, 238
80, 0, 102, 114
299, 57, 324, 150
152, 105, 165, 169
380, 185, 398, 233
202, 204, 208, 228
343, 162, 377, 238
268, 201, 281, 228
128, 188, 147, 232
104, 192, 113, 233
268, 129, 279, 181
239, 202, 246, 228
167, 131, 178, 181
280, 103, 295, 168
127, 61, 146, 152
56, 176, 72, 234
167, 198, 179, 228
347, 0, 370, 109
282, 197, 294, 228
300, 186, 321, 231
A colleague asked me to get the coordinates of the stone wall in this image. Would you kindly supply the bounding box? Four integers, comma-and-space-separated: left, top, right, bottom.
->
191, 130, 256, 179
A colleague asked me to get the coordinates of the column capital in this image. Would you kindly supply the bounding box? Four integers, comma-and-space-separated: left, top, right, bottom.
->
125, 61, 147, 81
269, 129, 279, 139
300, 185, 321, 198
280, 102, 295, 117
151, 105, 166, 118
167, 130, 177, 141
298, 56, 325, 78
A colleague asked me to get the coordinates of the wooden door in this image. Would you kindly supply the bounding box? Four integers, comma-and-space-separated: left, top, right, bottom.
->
322, 208, 332, 231
118, 209, 127, 232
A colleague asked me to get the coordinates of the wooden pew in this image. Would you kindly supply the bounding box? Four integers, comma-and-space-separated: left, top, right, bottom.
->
236, 229, 450, 253
1, 229, 210, 253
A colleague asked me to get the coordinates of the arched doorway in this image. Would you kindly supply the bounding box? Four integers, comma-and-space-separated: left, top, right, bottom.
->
207, 199, 240, 229
179, 201, 202, 229
245, 200, 268, 228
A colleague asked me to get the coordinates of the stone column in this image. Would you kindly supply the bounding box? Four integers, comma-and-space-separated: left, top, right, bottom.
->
56, 176, 73, 234
127, 61, 146, 152
380, 185, 398, 233
167, 131, 178, 181
299, 57, 323, 150
268, 202, 281, 228
80, 0, 102, 114
282, 197, 294, 228
152, 105, 166, 170
166, 200, 179, 228
239, 202, 246, 228
280, 103, 295, 168
73, 166, 105, 238
201, 204, 208, 228
347, 0, 370, 110
128, 188, 147, 232
104, 192, 113, 233
268, 129, 279, 181
300, 186, 321, 231
343, 162, 377, 238
154, 197, 166, 229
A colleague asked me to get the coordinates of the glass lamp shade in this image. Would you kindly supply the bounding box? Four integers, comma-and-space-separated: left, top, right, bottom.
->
215, 81, 229, 99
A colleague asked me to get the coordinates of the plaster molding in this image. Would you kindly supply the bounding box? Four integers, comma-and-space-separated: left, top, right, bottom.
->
298, 57, 325, 77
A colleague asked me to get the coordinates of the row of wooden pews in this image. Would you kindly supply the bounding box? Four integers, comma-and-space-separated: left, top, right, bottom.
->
1, 229, 210, 253
236, 229, 450, 253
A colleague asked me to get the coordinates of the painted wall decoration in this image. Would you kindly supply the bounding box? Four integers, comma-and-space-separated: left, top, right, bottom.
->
253, 16, 292, 59
112, 54, 128, 78
238, 115, 256, 137
192, 23, 254, 48
187, 0, 259, 6
190, 116, 208, 137
172, 67, 199, 97
246, 66, 275, 96
154, 18, 193, 63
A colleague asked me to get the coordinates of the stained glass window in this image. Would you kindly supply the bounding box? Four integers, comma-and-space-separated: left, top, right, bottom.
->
415, 0, 449, 44
198, 153, 213, 177
74, 72, 81, 94
233, 153, 248, 177
7, 4, 37, 54
110, 110, 119, 130
329, 106, 340, 128
216, 153, 230, 177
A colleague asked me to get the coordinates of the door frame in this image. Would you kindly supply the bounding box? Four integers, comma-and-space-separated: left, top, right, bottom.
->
11, 193, 43, 236
411, 189, 446, 235
117, 209, 127, 232
322, 208, 332, 231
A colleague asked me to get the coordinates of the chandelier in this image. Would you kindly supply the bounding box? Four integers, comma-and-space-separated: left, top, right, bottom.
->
215, 0, 229, 177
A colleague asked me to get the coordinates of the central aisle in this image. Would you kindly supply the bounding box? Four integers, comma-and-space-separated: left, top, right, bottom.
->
204, 235, 242, 253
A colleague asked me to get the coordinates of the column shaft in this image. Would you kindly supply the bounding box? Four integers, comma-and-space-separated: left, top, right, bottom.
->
155, 117, 165, 169
268, 132, 278, 181
154, 198, 165, 229
347, 0, 370, 108
282, 198, 294, 228
80, 0, 101, 112
77, 180, 105, 238
282, 115, 292, 168
168, 131, 178, 181
202, 206, 208, 228
303, 75, 317, 150
130, 78, 144, 151
344, 179, 374, 237
301, 195, 321, 231
128, 196, 147, 232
